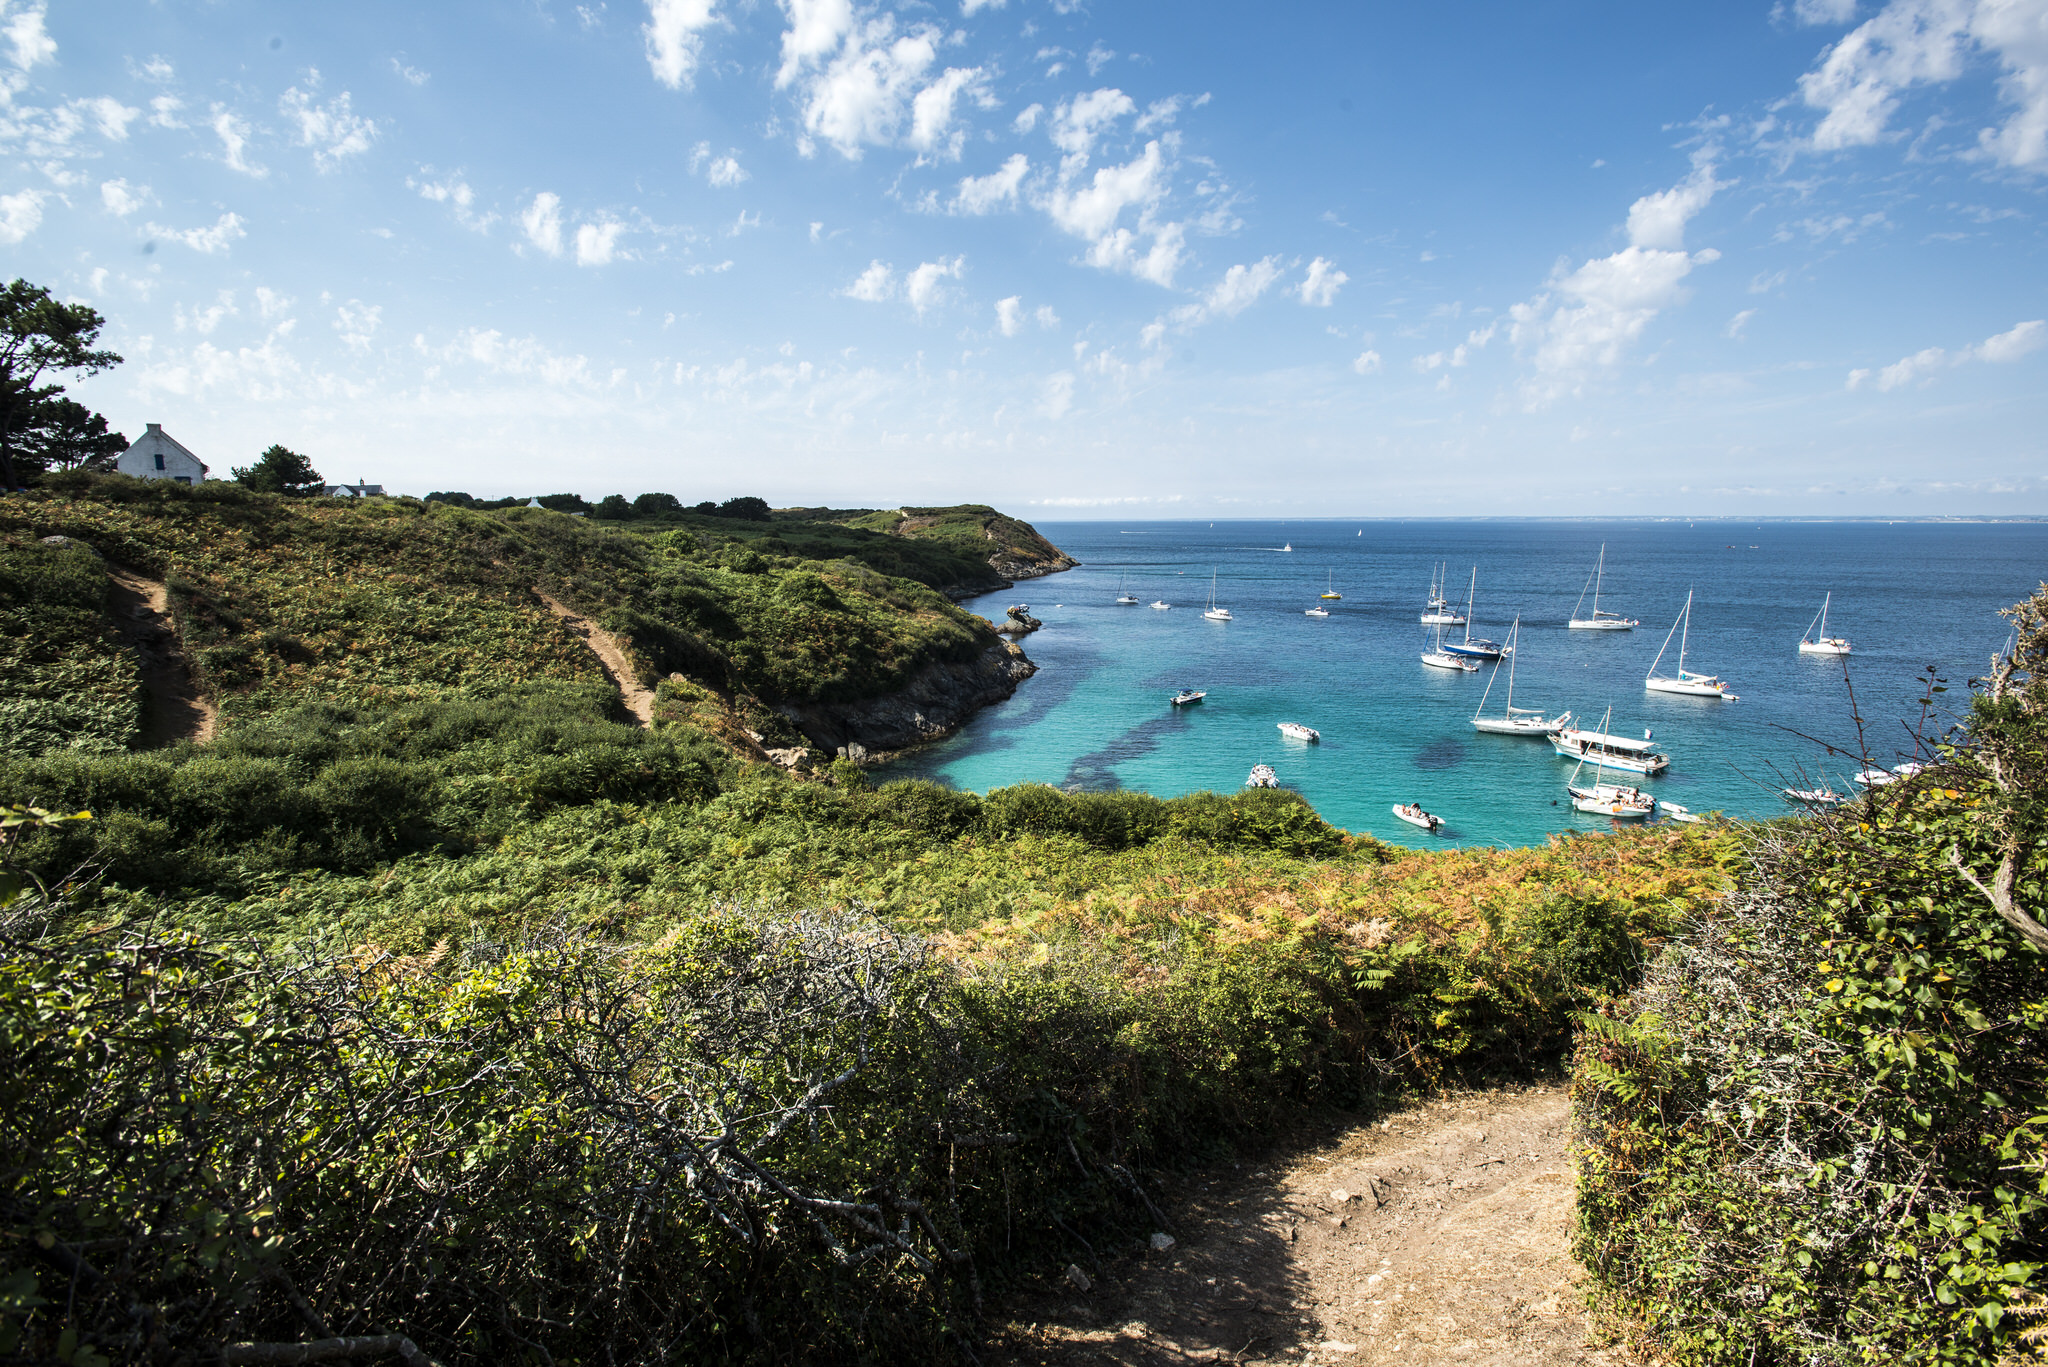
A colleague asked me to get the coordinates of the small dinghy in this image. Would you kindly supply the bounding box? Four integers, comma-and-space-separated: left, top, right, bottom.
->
1392, 802, 1443, 833
1150, 600, 1171, 610
1170, 688, 1207, 706
1854, 761, 1924, 787
1245, 764, 1280, 789
1277, 722, 1320, 742
1783, 786, 1844, 805
1569, 782, 1656, 818
1658, 801, 1703, 824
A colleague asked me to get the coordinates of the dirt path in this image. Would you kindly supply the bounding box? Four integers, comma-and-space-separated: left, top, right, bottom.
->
105, 565, 217, 747
993, 1085, 1631, 1367
538, 591, 655, 727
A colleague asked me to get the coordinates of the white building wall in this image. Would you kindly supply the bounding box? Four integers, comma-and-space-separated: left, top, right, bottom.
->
116, 424, 208, 484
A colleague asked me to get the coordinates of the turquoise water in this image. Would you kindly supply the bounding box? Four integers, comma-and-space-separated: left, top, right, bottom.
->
880, 521, 2048, 849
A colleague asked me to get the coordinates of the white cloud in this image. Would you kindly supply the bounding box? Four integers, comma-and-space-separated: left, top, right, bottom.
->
1726, 308, 1757, 338
1790, 0, 1859, 22
707, 153, 747, 186
99, 177, 146, 216
1085, 42, 1116, 76
1849, 317, 2046, 389
1012, 102, 1043, 133
147, 212, 247, 254
178, 292, 236, 335
0, 187, 43, 243
1036, 304, 1059, 329
210, 107, 265, 177
521, 192, 564, 256
256, 286, 293, 320
1049, 87, 1134, 155
334, 300, 381, 352
280, 82, 376, 170
4, 1, 54, 74
961, 0, 1004, 12
576, 220, 623, 265
909, 64, 988, 157
996, 295, 1024, 336
778, 5, 978, 160
1623, 159, 1726, 249
412, 171, 493, 230
843, 259, 895, 301
904, 255, 963, 313
1204, 256, 1283, 317
1352, 349, 1383, 375
77, 96, 139, 140
148, 95, 183, 129
1797, 0, 2048, 168
390, 56, 430, 85
1042, 370, 1075, 418
136, 55, 173, 82
644, 0, 720, 89
777, 0, 855, 87
952, 152, 1027, 213
1298, 256, 1348, 307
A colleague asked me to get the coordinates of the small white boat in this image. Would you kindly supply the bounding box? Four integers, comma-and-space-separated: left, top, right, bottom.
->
1423, 617, 1480, 671
1281, 542, 1293, 552
1799, 592, 1851, 655
1170, 688, 1207, 706
1783, 786, 1844, 804
1853, 761, 1924, 787
1202, 569, 1232, 621
1392, 802, 1443, 832
1278, 722, 1320, 742
1568, 544, 1639, 630
1570, 783, 1656, 818
1658, 801, 1703, 823
1115, 572, 1139, 606
1305, 605, 1330, 618
1553, 720, 1670, 774
1646, 591, 1737, 699
1420, 562, 1467, 626
1472, 618, 1569, 735
1150, 600, 1170, 610
1246, 764, 1279, 788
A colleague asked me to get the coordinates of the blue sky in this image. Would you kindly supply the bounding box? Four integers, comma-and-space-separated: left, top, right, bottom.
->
4, 0, 2046, 515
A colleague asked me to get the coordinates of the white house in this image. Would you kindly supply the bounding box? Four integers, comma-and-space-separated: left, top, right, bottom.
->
117, 423, 208, 485
325, 481, 386, 498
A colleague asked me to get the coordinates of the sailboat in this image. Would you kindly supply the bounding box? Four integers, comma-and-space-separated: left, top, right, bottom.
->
1646, 590, 1737, 699
1568, 544, 1639, 630
1471, 618, 1568, 735
1442, 567, 1508, 659
1422, 618, 1480, 671
1798, 592, 1851, 655
1420, 563, 1466, 625
1567, 707, 1657, 817
1320, 571, 1342, 600
1202, 569, 1232, 621
1115, 572, 1138, 606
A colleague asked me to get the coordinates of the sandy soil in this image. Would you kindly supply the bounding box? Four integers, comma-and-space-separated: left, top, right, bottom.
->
990, 1085, 1632, 1367
106, 565, 217, 747
538, 590, 656, 727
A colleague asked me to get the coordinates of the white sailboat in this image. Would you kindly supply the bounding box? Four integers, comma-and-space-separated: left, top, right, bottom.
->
1646, 590, 1737, 699
1422, 618, 1480, 671
1472, 618, 1570, 735
1798, 592, 1851, 655
1420, 562, 1466, 625
1202, 569, 1232, 621
1115, 572, 1138, 606
1568, 544, 1639, 630
1567, 708, 1657, 817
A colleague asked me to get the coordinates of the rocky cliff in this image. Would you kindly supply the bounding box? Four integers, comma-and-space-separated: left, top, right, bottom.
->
775, 638, 1037, 760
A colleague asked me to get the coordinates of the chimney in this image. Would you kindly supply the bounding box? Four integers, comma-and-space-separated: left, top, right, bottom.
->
146, 422, 162, 433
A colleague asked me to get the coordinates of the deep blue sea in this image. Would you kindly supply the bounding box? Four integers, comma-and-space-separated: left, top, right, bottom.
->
878, 521, 2048, 849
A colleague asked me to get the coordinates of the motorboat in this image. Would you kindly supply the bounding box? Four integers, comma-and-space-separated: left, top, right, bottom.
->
1569, 781, 1656, 818
1659, 801, 1704, 823
1854, 761, 1924, 787
1420, 562, 1466, 626
1553, 719, 1670, 774
1305, 605, 1330, 618
1246, 764, 1279, 788
1115, 572, 1138, 606
1568, 544, 1639, 630
1278, 722, 1320, 742
1320, 571, 1342, 600
1646, 590, 1737, 699
1472, 618, 1569, 736
1442, 566, 1508, 659
1170, 688, 1207, 706
1422, 618, 1480, 671
1202, 569, 1232, 621
1150, 600, 1171, 610
1392, 803, 1443, 832
1784, 786, 1845, 804
1799, 592, 1851, 655
1281, 543, 1293, 552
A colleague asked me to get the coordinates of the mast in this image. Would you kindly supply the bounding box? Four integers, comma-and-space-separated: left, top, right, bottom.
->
1676, 590, 1693, 674
1463, 567, 1477, 645
1504, 616, 1519, 711
1820, 591, 1831, 638
1592, 544, 1606, 617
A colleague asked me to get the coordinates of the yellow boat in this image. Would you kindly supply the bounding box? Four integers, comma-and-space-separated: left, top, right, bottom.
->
1319, 570, 1342, 600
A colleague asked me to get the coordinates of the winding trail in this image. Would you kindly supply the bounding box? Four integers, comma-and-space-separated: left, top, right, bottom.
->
537, 591, 655, 728
994, 1085, 1632, 1366
105, 565, 217, 747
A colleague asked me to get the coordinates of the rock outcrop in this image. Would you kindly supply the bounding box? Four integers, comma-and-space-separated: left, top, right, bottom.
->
991, 604, 1042, 636
775, 639, 1037, 760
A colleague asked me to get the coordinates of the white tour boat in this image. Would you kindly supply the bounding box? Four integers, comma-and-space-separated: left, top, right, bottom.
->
1169, 688, 1207, 706
1278, 722, 1320, 742
1422, 618, 1481, 671
1246, 764, 1280, 789
1568, 544, 1639, 630
1392, 802, 1443, 833
1646, 590, 1737, 699
1472, 618, 1570, 735
1552, 719, 1670, 774
1202, 569, 1233, 622
1420, 562, 1466, 625
1442, 566, 1508, 659
1798, 592, 1851, 655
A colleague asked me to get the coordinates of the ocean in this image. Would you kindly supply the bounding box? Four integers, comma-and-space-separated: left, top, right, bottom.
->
878, 520, 2048, 848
